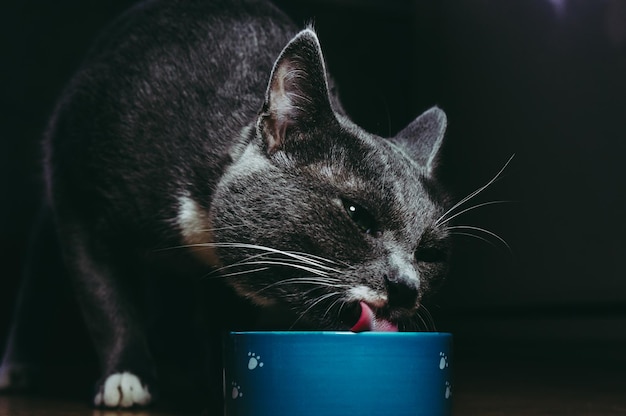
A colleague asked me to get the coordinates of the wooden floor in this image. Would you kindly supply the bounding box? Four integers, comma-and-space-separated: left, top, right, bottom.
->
1, 343, 625, 415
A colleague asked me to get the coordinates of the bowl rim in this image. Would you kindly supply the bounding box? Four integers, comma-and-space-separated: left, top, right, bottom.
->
227, 331, 452, 337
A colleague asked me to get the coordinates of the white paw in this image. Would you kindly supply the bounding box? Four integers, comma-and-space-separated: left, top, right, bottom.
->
94, 372, 152, 408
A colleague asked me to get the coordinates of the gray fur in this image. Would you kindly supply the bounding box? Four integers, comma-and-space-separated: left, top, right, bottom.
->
0, 0, 451, 410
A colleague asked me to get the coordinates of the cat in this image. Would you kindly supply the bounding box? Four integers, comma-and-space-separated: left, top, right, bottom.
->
0, 0, 450, 410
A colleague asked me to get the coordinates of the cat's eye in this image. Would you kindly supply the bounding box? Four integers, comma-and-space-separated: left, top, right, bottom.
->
342, 199, 381, 237
415, 247, 448, 263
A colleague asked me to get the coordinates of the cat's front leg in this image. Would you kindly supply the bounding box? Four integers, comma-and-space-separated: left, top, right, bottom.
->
60, 225, 157, 408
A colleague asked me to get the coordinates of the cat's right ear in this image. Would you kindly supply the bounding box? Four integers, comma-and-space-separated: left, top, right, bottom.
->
393, 107, 447, 177
258, 29, 335, 155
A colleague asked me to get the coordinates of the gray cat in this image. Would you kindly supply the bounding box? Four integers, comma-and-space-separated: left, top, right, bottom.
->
0, 0, 450, 410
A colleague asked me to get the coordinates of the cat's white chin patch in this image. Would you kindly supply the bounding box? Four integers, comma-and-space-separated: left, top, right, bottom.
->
94, 372, 152, 408
347, 285, 386, 307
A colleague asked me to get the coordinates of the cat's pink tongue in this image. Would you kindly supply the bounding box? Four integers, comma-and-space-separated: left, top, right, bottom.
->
350, 301, 398, 332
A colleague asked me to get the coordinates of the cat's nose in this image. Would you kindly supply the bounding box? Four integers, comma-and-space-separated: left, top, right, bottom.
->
384, 272, 419, 309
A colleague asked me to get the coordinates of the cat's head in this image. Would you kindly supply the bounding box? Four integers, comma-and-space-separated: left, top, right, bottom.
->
208, 29, 450, 331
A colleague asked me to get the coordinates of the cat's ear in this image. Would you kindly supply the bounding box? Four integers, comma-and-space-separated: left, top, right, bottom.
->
258, 29, 335, 154
393, 107, 447, 177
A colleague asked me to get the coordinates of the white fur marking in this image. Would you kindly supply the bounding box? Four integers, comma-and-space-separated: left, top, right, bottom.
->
389, 251, 420, 289
177, 195, 209, 241
347, 285, 386, 307
237, 144, 273, 173
221, 143, 278, 187
318, 164, 334, 180
94, 372, 151, 408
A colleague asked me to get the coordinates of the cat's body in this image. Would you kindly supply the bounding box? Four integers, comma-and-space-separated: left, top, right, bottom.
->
0, 0, 450, 410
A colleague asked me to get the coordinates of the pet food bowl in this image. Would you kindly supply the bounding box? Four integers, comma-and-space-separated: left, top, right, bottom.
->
223, 331, 453, 416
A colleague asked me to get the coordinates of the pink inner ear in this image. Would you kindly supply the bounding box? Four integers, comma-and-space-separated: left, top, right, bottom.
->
265, 64, 298, 153
263, 112, 289, 154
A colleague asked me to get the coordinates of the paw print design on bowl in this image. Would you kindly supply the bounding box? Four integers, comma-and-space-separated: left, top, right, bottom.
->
231, 382, 243, 399
439, 352, 449, 370
248, 352, 264, 370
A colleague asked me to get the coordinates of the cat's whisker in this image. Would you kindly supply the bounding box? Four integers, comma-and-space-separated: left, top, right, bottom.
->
417, 305, 436, 331
211, 253, 346, 280
254, 277, 349, 294
336, 300, 348, 325
322, 296, 345, 321
447, 225, 511, 253
289, 254, 356, 271
449, 231, 499, 248
203, 251, 273, 276
280, 254, 344, 274
205, 255, 265, 276
212, 260, 333, 278
207, 250, 340, 277
195, 225, 247, 232
157, 241, 350, 275
412, 309, 429, 331
201, 242, 343, 273
289, 292, 342, 329
435, 200, 512, 228
206, 267, 270, 279
435, 154, 514, 227
284, 251, 351, 270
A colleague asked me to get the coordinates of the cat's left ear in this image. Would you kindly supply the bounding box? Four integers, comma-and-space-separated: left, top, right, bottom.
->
393, 107, 447, 177
258, 29, 335, 154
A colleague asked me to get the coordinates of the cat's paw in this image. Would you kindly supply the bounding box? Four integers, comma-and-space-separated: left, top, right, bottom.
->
94, 372, 152, 408
0, 363, 37, 392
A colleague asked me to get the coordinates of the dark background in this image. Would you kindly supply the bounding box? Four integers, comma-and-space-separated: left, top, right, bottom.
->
2, 0, 625, 369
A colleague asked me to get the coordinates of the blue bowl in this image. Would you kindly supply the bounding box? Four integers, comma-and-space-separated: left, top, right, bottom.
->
223, 331, 453, 416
